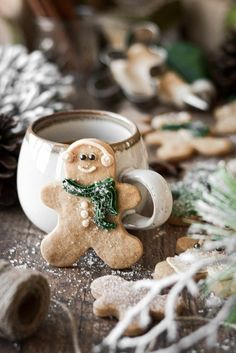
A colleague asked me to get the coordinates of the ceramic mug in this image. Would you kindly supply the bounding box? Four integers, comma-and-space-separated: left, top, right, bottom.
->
17, 110, 172, 233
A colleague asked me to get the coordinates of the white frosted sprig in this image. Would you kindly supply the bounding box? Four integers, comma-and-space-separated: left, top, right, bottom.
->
196, 199, 236, 230
0, 44, 74, 132
102, 275, 179, 348
204, 237, 236, 253
97, 164, 236, 353
99, 253, 235, 353
150, 297, 236, 353
190, 223, 235, 239
189, 166, 236, 238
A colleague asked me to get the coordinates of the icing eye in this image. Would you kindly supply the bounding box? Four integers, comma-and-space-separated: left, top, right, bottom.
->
216, 247, 225, 252
88, 153, 96, 160
79, 153, 87, 161
194, 242, 201, 249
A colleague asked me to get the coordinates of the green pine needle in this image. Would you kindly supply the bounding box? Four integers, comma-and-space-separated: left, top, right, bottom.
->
186, 166, 236, 307
195, 168, 236, 233
171, 164, 215, 219
225, 306, 236, 324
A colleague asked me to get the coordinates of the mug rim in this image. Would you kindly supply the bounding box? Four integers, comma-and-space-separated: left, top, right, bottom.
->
28, 110, 141, 152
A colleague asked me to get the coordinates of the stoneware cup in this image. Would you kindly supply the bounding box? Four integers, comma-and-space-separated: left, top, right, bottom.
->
17, 110, 172, 233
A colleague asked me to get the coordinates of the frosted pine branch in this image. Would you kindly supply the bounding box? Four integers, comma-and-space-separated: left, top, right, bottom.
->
98, 254, 235, 353
150, 297, 236, 353
97, 165, 236, 353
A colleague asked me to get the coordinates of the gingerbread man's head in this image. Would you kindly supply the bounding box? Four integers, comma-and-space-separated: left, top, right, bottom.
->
62, 139, 116, 185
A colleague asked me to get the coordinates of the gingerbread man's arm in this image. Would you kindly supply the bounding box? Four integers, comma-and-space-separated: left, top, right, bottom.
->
91, 276, 131, 326
91, 275, 126, 298
116, 183, 141, 213
41, 182, 62, 210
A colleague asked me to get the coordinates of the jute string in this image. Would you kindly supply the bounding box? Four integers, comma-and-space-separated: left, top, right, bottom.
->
0, 260, 50, 341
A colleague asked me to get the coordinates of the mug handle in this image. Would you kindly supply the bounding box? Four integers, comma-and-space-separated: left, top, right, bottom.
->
121, 169, 173, 230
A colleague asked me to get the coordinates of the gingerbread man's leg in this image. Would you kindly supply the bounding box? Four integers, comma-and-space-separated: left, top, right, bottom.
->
91, 226, 143, 269
41, 227, 89, 267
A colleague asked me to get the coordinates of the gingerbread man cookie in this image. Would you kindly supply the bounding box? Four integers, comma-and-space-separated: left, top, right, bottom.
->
145, 118, 232, 162
91, 275, 184, 336
154, 245, 234, 298
158, 71, 214, 110
110, 43, 166, 101
153, 237, 225, 283
214, 100, 236, 135
40, 139, 143, 269
118, 101, 152, 136
153, 237, 204, 280
175, 236, 201, 255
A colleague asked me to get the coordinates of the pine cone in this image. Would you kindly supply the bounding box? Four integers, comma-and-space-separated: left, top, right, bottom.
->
210, 29, 236, 96
0, 114, 19, 208
0, 45, 73, 133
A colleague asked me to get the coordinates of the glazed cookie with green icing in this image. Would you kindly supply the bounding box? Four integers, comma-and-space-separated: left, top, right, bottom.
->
145, 119, 232, 162
40, 139, 143, 269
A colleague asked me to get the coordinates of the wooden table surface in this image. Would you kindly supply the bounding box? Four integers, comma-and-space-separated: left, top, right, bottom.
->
1, 197, 236, 352
0, 94, 236, 353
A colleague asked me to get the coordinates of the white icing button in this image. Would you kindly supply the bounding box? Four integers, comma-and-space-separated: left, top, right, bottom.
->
82, 219, 90, 228
81, 210, 88, 219
81, 200, 88, 209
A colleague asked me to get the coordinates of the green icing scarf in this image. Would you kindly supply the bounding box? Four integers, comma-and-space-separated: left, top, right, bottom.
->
161, 121, 209, 137
62, 177, 118, 230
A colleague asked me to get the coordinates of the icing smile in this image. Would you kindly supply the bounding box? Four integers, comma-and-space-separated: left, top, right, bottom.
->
78, 165, 97, 173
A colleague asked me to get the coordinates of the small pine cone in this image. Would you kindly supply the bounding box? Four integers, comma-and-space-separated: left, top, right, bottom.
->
210, 29, 236, 96
0, 114, 20, 208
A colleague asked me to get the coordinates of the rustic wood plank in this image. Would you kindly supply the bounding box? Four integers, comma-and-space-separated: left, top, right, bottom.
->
0, 203, 236, 353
